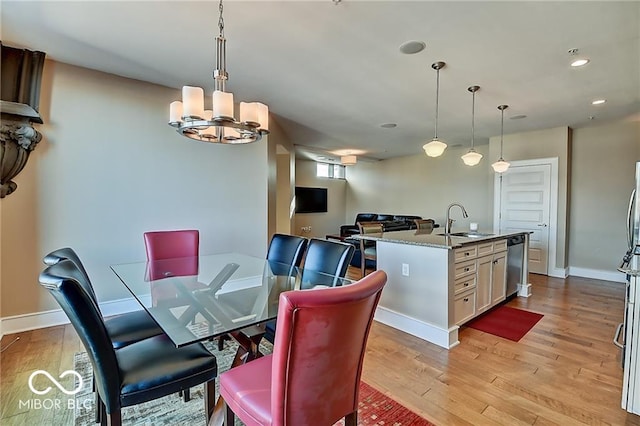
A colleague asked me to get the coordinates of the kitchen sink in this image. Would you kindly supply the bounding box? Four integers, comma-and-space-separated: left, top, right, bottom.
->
438, 232, 494, 238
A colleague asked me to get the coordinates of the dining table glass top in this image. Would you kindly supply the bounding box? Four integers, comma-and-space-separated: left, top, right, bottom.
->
111, 252, 352, 347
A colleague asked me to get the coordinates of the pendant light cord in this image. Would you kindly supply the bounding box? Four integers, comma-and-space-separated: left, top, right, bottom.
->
434, 68, 440, 139
218, 0, 225, 37
471, 89, 475, 149
500, 107, 504, 158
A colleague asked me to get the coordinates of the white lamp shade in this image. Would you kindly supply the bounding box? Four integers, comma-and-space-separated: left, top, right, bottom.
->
182, 86, 205, 119
213, 90, 234, 118
240, 102, 259, 123
341, 155, 357, 165
169, 101, 183, 123
256, 102, 269, 131
461, 150, 483, 166
492, 159, 511, 173
422, 139, 447, 157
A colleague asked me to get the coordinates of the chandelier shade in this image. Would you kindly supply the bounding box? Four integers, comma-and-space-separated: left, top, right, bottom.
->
461, 85, 482, 166
423, 61, 447, 158
492, 104, 511, 173
168, 0, 269, 144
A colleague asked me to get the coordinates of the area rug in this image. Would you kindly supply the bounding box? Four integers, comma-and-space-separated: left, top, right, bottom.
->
466, 305, 543, 342
74, 340, 433, 426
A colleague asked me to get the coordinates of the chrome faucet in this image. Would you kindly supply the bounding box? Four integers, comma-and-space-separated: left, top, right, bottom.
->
445, 203, 469, 234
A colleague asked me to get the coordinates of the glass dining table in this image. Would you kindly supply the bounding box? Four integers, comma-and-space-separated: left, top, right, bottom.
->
110, 252, 352, 350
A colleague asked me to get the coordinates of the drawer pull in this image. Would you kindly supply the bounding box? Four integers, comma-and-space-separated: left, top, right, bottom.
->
464, 267, 470, 272
465, 252, 470, 256
463, 298, 469, 302
464, 282, 469, 287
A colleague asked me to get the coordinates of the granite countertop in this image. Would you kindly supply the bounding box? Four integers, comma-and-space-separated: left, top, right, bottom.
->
350, 229, 528, 249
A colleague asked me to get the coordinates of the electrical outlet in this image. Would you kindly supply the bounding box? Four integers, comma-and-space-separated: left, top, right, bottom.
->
402, 263, 409, 276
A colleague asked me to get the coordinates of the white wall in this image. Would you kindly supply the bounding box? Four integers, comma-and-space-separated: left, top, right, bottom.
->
1, 60, 270, 318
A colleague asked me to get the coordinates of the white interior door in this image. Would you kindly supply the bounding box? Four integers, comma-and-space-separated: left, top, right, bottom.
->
498, 164, 551, 275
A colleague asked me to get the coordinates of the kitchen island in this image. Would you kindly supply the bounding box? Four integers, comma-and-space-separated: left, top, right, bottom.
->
352, 229, 531, 349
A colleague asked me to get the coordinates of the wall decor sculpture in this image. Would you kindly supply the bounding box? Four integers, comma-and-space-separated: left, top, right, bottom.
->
0, 42, 46, 198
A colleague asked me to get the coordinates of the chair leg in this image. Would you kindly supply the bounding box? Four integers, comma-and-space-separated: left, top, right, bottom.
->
224, 401, 236, 426
93, 377, 101, 424
183, 388, 191, 402
204, 379, 215, 421
105, 409, 122, 426
344, 410, 358, 426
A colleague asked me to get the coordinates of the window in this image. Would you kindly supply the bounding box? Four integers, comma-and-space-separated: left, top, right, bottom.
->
316, 163, 345, 179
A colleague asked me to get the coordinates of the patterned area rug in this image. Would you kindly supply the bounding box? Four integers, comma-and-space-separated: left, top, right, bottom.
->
74, 340, 433, 426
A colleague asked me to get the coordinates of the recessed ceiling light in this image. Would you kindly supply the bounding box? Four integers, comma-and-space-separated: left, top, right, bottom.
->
571, 58, 590, 67
399, 41, 426, 55
380, 123, 397, 128
592, 99, 606, 105
510, 114, 527, 120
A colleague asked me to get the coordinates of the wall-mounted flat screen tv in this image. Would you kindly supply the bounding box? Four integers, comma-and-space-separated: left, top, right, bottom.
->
295, 187, 328, 213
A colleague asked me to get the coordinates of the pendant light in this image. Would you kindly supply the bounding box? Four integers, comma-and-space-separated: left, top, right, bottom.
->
492, 105, 511, 173
461, 85, 483, 166
422, 62, 447, 157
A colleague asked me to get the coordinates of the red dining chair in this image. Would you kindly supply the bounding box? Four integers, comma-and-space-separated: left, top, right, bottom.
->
217, 270, 388, 426
143, 229, 205, 402
143, 229, 204, 306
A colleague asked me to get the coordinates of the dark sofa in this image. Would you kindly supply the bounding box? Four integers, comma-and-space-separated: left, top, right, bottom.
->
339, 213, 424, 238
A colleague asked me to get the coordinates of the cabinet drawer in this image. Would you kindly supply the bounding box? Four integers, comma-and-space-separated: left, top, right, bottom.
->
494, 239, 507, 252
454, 245, 478, 262
477, 242, 493, 257
454, 289, 476, 325
454, 274, 477, 295
454, 259, 476, 279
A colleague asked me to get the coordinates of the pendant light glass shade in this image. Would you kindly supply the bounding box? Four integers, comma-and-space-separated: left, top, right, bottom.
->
423, 62, 447, 157
462, 85, 482, 166
492, 104, 511, 173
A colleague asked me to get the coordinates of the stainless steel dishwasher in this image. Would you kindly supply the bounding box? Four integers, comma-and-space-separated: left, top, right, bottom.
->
506, 234, 525, 296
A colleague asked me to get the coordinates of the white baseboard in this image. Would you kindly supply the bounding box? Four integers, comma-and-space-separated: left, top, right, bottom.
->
0, 297, 142, 337
568, 266, 626, 283
548, 267, 569, 279
374, 305, 459, 349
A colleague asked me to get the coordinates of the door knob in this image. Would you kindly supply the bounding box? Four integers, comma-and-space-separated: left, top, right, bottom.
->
537, 223, 548, 227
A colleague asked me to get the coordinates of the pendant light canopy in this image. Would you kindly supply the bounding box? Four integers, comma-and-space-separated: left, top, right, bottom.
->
492, 104, 511, 173
461, 85, 483, 166
423, 61, 447, 157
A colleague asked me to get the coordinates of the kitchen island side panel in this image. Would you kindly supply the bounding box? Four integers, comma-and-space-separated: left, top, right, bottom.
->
375, 240, 453, 331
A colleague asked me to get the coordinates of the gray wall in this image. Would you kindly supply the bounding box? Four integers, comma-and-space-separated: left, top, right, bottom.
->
1, 60, 272, 318
568, 120, 640, 271
305, 119, 638, 279
293, 160, 347, 239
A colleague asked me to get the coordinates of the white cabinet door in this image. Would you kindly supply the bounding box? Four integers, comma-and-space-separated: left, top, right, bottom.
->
476, 255, 492, 313
491, 251, 507, 304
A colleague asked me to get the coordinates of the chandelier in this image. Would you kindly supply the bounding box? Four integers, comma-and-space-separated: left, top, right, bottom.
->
423, 62, 447, 157
168, 0, 269, 144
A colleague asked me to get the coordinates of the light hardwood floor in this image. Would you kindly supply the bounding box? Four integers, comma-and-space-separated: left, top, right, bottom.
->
2, 269, 640, 425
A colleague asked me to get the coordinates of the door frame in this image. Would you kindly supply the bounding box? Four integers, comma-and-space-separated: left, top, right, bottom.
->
493, 157, 560, 277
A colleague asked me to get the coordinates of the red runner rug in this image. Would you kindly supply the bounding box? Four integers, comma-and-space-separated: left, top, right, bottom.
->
335, 382, 435, 425
466, 305, 543, 341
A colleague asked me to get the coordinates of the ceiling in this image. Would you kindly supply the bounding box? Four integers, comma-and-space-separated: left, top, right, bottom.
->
2, 1, 639, 163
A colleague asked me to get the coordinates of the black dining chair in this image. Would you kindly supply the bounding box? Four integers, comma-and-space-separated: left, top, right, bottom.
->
231, 234, 309, 349
43, 247, 164, 349
39, 260, 218, 426
263, 238, 355, 343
